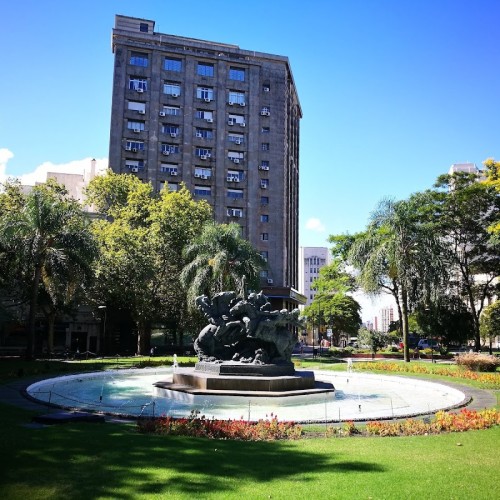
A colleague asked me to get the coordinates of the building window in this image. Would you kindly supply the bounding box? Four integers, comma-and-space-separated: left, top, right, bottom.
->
228, 133, 244, 144
195, 147, 212, 158
197, 63, 214, 77
261, 233, 269, 241
194, 167, 212, 179
197, 87, 214, 100
126, 140, 145, 151
228, 91, 245, 106
162, 124, 179, 136
167, 182, 179, 191
229, 67, 245, 81
164, 82, 181, 96
261, 179, 269, 189
161, 144, 180, 155
260, 214, 269, 222
261, 143, 270, 151
227, 207, 243, 218
195, 128, 214, 140
263, 84, 270, 92
139, 23, 149, 33
227, 169, 243, 182
261, 106, 271, 116
164, 58, 182, 71
260, 251, 268, 262
195, 109, 213, 120
227, 189, 244, 199
160, 163, 178, 175
228, 114, 246, 126
195, 185, 211, 196
127, 120, 145, 131
260, 270, 269, 278
161, 105, 180, 116
129, 77, 147, 91
125, 160, 145, 172
128, 101, 146, 112
259, 160, 270, 171
260, 196, 269, 205
228, 151, 244, 162
261, 126, 270, 133
130, 51, 148, 67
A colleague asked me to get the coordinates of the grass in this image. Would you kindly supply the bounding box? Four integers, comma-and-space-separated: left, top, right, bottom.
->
0, 403, 498, 499
0, 357, 499, 499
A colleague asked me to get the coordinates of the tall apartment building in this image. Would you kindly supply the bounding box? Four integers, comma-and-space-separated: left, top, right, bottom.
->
298, 247, 330, 307
109, 15, 304, 309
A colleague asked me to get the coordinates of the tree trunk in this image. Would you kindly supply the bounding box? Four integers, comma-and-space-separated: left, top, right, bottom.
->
47, 310, 56, 354
400, 287, 410, 362
26, 264, 42, 360
136, 320, 152, 355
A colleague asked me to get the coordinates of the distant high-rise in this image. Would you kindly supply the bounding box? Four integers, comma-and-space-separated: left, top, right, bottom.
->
298, 247, 330, 307
109, 15, 304, 308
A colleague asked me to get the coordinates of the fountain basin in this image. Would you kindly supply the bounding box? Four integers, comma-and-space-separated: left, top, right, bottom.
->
26, 367, 468, 423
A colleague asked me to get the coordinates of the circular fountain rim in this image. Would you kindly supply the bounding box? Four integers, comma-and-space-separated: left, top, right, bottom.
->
25, 367, 471, 423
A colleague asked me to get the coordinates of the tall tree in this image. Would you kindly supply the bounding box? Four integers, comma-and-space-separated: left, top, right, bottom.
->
430, 172, 500, 351
347, 194, 445, 361
181, 222, 265, 303
0, 180, 97, 358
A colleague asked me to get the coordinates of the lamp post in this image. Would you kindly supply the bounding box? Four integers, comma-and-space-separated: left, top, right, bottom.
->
98, 305, 107, 356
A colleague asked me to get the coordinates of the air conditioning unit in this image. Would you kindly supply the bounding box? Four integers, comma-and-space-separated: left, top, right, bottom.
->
171, 93, 179, 98
228, 119, 234, 126
170, 132, 177, 138
131, 167, 139, 173
125, 146, 132, 151
206, 118, 213, 123
196, 132, 203, 138
170, 171, 177, 176
239, 102, 246, 107
232, 158, 240, 164
162, 150, 170, 156
204, 98, 211, 102
159, 111, 166, 117
200, 155, 208, 160
240, 122, 246, 127
194, 173, 201, 178
267, 279, 274, 284
201, 175, 208, 180
260, 165, 269, 171
227, 176, 235, 182
264, 87, 270, 92
228, 101, 234, 105
133, 128, 141, 133
261, 111, 270, 116
136, 88, 144, 93
132, 148, 138, 153
235, 139, 242, 145
261, 182, 268, 188
138, 109, 146, 115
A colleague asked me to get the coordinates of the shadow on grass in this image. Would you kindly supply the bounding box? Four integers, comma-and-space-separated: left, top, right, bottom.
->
0, 404, 386, 499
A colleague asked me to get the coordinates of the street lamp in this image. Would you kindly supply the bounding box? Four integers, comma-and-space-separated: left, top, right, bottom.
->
98, 305, 107, 356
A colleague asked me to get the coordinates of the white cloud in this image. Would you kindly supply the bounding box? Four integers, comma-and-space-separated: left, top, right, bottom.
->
305, 217, 326, 232
0, 148, 15, 182
0, 151, 108, 186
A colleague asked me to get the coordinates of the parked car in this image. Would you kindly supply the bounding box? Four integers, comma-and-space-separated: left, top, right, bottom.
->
417, 339, 440, 350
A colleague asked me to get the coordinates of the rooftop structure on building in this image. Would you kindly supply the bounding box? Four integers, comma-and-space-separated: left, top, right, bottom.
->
109, 15, 304, 308
448, 162, 486, 181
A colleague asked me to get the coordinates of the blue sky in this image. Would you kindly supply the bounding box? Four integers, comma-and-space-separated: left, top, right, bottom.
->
1, 0, 499, 249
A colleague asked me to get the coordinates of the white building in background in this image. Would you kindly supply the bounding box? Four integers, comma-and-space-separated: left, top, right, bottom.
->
298, 247, 330, 307
377, 306, 394, 333
448, 162, 486, 181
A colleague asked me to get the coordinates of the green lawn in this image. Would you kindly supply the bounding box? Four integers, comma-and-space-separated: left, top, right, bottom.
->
0, 403, 498, 500
0, 358, 499, 499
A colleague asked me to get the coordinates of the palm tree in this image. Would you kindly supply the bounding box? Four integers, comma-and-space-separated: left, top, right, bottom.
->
349, 195, 445, 361
0, 182, 97, 358
181, 222, 265, 303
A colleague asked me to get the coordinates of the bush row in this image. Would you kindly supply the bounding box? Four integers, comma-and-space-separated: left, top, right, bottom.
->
454, 352, 500, 372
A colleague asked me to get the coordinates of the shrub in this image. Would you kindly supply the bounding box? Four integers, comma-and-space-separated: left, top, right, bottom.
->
137, 410, 303, 441
455, 352, 500, 372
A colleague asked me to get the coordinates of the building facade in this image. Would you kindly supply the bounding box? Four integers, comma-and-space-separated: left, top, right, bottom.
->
109, 15, 303, 308
298, 247, 330, 307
